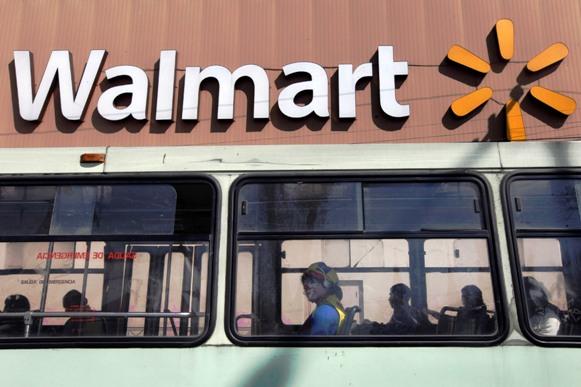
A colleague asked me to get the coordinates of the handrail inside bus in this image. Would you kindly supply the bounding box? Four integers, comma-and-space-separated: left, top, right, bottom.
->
0, 311, 204, 318
0, 311, 206, 338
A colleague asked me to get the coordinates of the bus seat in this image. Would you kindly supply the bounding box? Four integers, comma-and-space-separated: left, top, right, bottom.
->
557, 309, 578, 335
437, 306, 496, 335
339, 306, 360, 335
436, 306, 459, 335
455, 308, 494, 335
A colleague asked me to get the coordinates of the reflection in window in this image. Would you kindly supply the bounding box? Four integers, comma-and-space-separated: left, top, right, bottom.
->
238, 183, 363, 233
232, 179, 501, 341
511, 179, 581, 230
364, 182, 483, 231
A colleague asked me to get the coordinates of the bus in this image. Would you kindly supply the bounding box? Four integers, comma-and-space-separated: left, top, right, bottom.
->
0, 140, 579, 387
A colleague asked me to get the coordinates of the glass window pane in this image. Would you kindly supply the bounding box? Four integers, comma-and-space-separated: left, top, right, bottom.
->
92, 185, 177, 235
233, 178, 500, 342
120, 243, 209, 337
521, 272, 567, 311
518, 239, 563, 267
235, 250, 253, 337
511, 179, 581, 230
0, 183, 214, 237
0, 185, 178, 236
238, 183, 363, 233
351, 240, 409, 268
0, 242, 72, 270
0, 186, 55, 235
425, 239, 489, 268
0, 180, 215, 343
43, 273, 104, 331
127, 251, 151, 337
364, 182, 483, 231
159, 251, 185, 337
234, 238, 498, 338
280, 240, 409, 269
281, 240, 350, 269
49, 187, 99, 235
426, 272, 496, 334
508, 177, 581, 339
281, 272, 410, 326
0, 241, 211, 339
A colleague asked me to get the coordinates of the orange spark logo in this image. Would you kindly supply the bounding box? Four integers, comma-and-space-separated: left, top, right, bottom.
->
446, 19, 576, 141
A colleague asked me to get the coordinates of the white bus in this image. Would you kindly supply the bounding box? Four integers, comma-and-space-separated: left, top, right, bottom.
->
0, 141, 579, 387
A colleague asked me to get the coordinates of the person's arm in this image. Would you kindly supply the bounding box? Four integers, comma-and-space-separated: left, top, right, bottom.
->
543, 316, 560, 336
309, 305, 339, 335
425, 308, 440, 320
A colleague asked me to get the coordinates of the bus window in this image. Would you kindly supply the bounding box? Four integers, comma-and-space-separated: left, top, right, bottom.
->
230, 177, 504, 344
507, 176, 581, 341
0, 180, 216, 346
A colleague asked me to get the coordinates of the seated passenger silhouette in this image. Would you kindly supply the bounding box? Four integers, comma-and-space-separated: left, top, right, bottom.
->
0, 294, 30, 337
299, 262, 345, 335
353, 283, 429, 335
379, 283, 429, 334
523, 276, 561, 336
454, 285, 494, 334
62, 290, 106, 336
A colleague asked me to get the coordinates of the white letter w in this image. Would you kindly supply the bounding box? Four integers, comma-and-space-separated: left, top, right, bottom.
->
14, 50, 106, 121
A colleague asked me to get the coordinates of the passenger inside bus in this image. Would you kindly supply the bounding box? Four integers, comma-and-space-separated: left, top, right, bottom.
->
454, 285, 494, 334
352, 283, 430, 335
0, 294, 30, 337
427, 285, 494, 335
298, 262, 345, 335
62, 290, 107, 336
523, 276, 562, 336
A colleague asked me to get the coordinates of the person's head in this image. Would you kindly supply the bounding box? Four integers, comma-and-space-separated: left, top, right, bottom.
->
3, 294, 30, 313
461, 285, 485, 309
62, 290, 87, 310
389, 283, 411, 308
523, 276, 550, 310
301, 262, 342, 304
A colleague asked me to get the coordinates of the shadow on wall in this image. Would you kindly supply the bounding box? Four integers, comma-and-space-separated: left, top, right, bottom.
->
269, 70, 329, 133
9, 53, 108, 135
9, 59, 90, 135
520, 92, 567, 129
369, 51, 409, 132
239, 349, 298, 387
91, 74, 148, 134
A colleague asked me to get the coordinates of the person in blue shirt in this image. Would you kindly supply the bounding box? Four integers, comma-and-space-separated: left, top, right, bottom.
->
299, 262, 345, 335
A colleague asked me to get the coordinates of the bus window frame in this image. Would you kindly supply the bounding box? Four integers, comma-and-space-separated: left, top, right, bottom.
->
502, 170, 581, 347
226, 171, 509, 347
0, 173, 220, 349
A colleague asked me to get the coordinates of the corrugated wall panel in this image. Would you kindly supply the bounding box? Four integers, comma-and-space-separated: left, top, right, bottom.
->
0, 0, 580, 147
